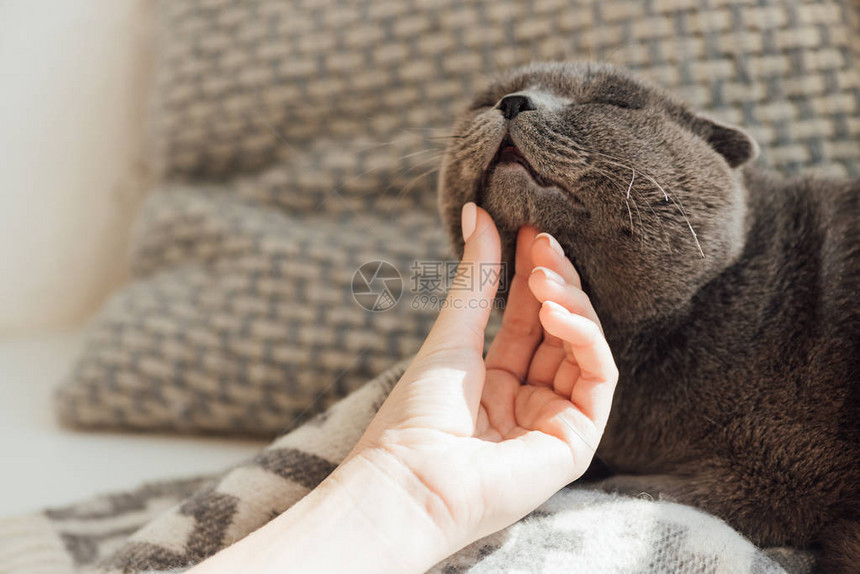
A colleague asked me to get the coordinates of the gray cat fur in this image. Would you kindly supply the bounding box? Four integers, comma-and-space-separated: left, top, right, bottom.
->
438, 62, 860, 573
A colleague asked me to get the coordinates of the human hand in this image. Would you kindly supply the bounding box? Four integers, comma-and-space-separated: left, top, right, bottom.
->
189, 203, 619, 574
342, 202, 619, 563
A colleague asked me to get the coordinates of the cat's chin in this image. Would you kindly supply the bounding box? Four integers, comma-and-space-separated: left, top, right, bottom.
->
479, 165, 587, 234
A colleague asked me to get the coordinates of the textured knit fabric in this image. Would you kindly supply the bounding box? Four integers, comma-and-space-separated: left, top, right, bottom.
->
57, 188, 449, 434
2, 362, 816, 573
55, 0, 860, 437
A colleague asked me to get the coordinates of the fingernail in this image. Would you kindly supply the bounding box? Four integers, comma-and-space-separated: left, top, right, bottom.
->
461, 202, 477, 242
532, 266, 564, 285
535, 232, 564, 257
542, 300, 568, 315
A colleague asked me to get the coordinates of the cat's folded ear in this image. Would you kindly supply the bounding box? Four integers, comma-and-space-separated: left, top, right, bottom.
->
692, 114, 760, 169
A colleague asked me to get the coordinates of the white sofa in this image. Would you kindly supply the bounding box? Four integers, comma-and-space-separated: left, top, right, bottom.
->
0, 1, 263, 517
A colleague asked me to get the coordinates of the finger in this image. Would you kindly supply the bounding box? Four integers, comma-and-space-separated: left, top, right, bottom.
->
528, 266, 602, 331
551, 355, 581, 400
538, 301, 618, 428
514, 385, 602, 452
403, 204, 501, 433
479, 374, 520, 438
531, 232, 582, 290
485, 226, 542, 382
422, 203, 501, 355
524, 335, 565, 387
526, 265, 594, 387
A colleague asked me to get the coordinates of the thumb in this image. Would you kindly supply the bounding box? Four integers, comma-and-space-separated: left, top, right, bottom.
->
423, 202, 502, 353
393, 203, 500, 434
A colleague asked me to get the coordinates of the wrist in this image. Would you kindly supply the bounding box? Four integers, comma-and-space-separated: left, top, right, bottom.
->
324, 448, 457, 571
189, 448, 454, 574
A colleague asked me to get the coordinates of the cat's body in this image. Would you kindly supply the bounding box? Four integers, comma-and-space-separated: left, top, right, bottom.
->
601, 168, 860, 562
438, 62, 859, 572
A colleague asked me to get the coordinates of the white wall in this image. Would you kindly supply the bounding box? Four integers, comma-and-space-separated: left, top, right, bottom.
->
0, 1, 154, 335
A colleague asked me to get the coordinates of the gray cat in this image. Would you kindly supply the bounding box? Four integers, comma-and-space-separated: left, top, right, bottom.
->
438, 62, 859, 573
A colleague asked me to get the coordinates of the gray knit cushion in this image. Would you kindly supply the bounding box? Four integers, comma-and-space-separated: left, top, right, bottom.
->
57, 186, 448, 434
56, 0, 860, 436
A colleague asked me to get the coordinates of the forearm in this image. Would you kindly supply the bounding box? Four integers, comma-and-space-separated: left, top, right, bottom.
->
188, 450, 452, 574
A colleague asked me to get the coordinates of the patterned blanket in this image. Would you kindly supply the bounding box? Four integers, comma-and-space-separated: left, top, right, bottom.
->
0, 362, 817, 573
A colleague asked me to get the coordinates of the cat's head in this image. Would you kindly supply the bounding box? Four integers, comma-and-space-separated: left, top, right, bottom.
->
439, 62, 758, 329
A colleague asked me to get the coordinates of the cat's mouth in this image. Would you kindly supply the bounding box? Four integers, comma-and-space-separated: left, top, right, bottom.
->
492, 136, 555, 186
480, 135, 585, 209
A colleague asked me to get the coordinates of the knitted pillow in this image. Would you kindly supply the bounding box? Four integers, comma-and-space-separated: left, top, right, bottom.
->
56, 0, 860, 436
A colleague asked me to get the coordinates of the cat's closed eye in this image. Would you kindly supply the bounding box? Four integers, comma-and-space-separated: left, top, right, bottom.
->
578, 97, 644, 110
584, 82, 647, 110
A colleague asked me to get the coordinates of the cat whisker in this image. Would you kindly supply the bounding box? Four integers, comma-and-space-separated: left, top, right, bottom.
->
626, 168, 635, 199
554, 155, 628, 195
643, 201, 673, 253
378, 152, 443, 198
546, 126, 668, 200
630, 172, 702, 258
630, 195, 645, 248
460, 118, 492, 141
354, 137, 419, 153
386, 164, 441, 215
665, 191, 705, 258
624, 197, 634, 235
545, 126, 702, 257
400, 148, 442, 161
401, 127, 455, 133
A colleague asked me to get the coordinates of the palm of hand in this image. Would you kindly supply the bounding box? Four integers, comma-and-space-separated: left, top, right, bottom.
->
475, 226, 607, 459
477, 370, 589, 446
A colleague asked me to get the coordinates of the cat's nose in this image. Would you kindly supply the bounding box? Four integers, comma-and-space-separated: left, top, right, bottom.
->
497, 94, 536, 120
